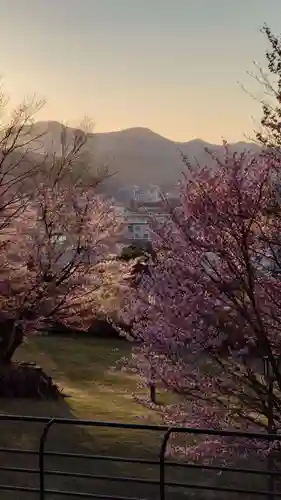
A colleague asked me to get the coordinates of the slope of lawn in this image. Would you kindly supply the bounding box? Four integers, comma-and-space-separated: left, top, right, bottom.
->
0, 336, 187, 500
0, 336, 269, 499
16, 336, 166, 455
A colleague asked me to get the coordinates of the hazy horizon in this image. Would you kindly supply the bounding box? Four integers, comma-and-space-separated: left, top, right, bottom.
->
35, 120, 259, 145
1, 0, 281, 143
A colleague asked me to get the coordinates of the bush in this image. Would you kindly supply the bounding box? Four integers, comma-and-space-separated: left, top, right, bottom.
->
46, 321, 83, 337
88, 318, 121, 339
120, 241, 154, 261
0, 362, 63, 399
46, 318, 125, 340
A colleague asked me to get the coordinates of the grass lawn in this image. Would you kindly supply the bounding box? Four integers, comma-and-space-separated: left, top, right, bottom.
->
0, 336, 189, 500
0, 336, 269, 500
17, 336, 168, 455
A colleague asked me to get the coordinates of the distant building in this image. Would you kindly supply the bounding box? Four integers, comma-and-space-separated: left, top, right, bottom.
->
125, 210, 151, 241
118, 199, 176, 244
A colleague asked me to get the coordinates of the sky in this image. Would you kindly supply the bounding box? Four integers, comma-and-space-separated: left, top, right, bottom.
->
0, 0, 281, 143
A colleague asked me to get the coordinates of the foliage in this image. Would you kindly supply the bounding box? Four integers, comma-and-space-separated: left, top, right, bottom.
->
119, 242, 156, 292
120, 241, 154, 261
0, 90, 129, 364
256, 25, 281, 152
122, 147, 281, 461
1, 184, 122, 330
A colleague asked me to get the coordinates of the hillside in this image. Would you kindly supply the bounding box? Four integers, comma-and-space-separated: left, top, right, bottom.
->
27, 122, 261, 199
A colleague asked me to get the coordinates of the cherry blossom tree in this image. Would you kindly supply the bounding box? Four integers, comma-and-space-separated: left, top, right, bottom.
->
0, 83, 129, 398
255, 25, 281, 151
0, 111, 129, 367
0, 90, 46, 365
0, 191, 123, 354
0, 92, 46, 231
122, 147, 281, 461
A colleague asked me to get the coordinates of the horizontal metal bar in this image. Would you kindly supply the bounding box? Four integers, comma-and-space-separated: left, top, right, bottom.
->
43, 492, 143, 500
0, 484, 39, 493
0, 485, 141, 499
48, 471, 158, 485
44, 452, 158, 465
165, 460, 281, 477
0, 447, 37, 455
0, 466, 37, 474
0, 414, 169, 431
0, 447, 158, 467
1, 462, 281, 482
1, 448, 281, 479
0, 466, 159, 485
0, 448, 280, 479
0, 413, 281, 441
1, 479, 281, 498
46, 465, 281, 481
161, 481, 281, 497
0, 415, 50, 423
1, 464, 281, 494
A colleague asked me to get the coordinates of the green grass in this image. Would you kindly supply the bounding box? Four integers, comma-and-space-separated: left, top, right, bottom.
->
16, 336, 167, 455
0, 336, 187, 500
0, 336, 269, 500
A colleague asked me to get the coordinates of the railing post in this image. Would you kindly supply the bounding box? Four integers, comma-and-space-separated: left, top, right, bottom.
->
263, 356, 276, 500
267, 378, 275, 500
159, 428, 173, 500
39, 419, 55, 500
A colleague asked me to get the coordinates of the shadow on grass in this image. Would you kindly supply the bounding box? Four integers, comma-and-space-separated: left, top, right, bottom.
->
0, 397, 167, 500
0, 402, 275, 500
0, 337, 168, 499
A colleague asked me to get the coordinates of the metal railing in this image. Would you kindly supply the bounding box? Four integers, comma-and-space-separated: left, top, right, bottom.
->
0, 414, 280, 499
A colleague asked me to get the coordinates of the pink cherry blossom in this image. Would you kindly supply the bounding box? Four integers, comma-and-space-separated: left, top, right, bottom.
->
122, 147, 281, 461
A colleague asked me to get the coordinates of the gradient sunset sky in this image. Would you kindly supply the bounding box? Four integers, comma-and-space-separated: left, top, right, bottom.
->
1, 0, 281, 143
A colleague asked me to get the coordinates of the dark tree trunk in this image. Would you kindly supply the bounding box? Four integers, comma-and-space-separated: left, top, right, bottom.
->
0, 319, 24, 364
0, 315, 63, 399
149, 382, 156, 404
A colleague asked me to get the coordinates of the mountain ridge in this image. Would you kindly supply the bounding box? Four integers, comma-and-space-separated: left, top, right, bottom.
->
33, 121, 256, 148
29, 121, 261, 199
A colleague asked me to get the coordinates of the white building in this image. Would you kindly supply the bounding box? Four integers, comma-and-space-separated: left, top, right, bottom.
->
125, 210, 151, 241
120, 200, 171, 244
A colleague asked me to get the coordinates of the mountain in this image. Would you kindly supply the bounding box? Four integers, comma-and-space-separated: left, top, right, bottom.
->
28, 122, 261, 199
